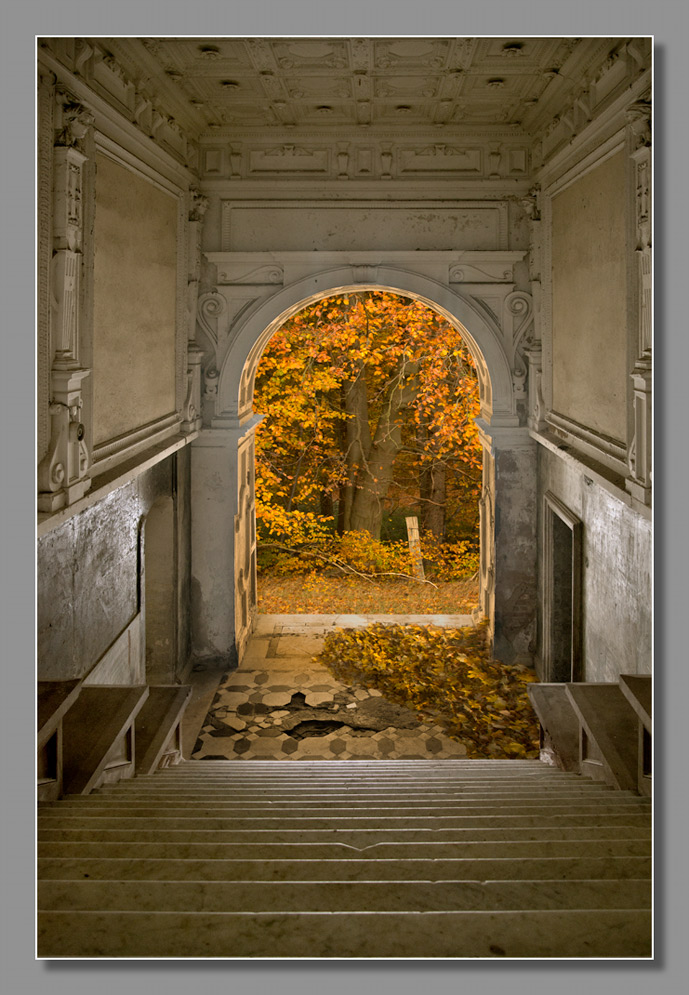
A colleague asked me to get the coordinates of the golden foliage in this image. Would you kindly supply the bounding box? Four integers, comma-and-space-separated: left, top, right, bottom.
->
316, 621, 540, 759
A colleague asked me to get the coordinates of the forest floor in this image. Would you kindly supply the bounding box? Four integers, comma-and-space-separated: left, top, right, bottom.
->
257, 572, 479, 615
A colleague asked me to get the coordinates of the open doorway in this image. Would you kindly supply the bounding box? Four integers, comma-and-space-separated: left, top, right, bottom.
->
252, 290, 482, 619
189, 286, 541, 761
543, 492, 583, 683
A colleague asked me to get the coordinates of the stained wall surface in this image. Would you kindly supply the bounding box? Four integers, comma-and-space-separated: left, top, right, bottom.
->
538, 447, 651, 682
92, 153, 178, 446
37, 453, 191, 683
550, 151, 628, 443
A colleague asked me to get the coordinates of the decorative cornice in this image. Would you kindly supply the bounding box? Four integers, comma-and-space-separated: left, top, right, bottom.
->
38, 45, 197, 174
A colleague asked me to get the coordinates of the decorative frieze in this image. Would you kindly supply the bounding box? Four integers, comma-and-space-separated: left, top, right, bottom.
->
398, 144, 482, 175
200, 136, 532, 182
248, 146, 330, 175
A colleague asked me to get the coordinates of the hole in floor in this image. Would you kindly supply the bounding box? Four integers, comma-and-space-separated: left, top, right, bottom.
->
287, 719, 347, 740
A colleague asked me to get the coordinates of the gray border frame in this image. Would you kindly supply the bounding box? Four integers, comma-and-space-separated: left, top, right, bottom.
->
4, 2, 688, 992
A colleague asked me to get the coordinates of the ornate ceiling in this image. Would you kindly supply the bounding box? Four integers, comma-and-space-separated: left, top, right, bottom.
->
99, 36, 633, 140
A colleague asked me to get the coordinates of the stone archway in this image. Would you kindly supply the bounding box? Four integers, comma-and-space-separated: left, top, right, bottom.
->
191, 264, 537, 668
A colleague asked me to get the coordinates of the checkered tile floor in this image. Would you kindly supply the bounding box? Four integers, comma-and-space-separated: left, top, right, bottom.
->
191, 614, 474, 762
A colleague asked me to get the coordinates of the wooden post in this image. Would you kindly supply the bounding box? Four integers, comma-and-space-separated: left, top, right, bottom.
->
405, 516, 425, 581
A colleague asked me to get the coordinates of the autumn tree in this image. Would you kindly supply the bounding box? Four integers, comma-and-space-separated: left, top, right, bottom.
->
254, 291, 482, 546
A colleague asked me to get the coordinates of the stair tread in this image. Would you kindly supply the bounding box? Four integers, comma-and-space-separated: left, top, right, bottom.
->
37, 757, 652, 958
37, 877, 651, 913
37, 908, 652, 958
37, 855, 652, 881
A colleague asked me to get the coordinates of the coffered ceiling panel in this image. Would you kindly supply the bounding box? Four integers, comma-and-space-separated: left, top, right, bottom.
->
53, 36, 649, 145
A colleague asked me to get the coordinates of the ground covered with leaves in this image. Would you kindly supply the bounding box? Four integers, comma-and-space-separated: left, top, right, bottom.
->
316, 622, 540, 759
258, 573, 479, 615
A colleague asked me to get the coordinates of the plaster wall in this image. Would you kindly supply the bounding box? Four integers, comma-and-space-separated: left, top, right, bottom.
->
538, 446, 651, 682
92, 153, 178, 446
493, 441, 538, 665
37, 451, 192, 683
550, 151, 628, 443
221, 202, 509, 252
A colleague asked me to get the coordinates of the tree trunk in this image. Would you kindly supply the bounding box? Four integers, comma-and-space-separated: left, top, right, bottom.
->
421, 460, 447, 540
349, 364, 415, 538
341, 372, 371, 533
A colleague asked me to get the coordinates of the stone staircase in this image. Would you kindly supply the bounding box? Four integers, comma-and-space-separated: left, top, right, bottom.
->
37, 759, 652, 958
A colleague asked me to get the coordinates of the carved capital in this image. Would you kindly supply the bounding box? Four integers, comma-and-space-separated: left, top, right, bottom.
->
519, 185, 541, 221
189, 189, 209, 222
54, 87, 94, 150
626, 99, 652, 150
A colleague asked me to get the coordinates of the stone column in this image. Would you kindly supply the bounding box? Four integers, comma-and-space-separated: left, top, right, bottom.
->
190, 414, 262, 664
625, 99, 652, 506
181, 191, 208, 435
38, 88, 94, 512
477, 421, 538, 667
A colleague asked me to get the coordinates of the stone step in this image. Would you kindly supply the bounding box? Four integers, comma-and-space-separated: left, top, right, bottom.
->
69, 796, 640, 811
45, 798, 650, 828
37, 854, 652, 882
171, 769, 553, 774
38, 798, 650, 829
165, 758, 544, 771
36, 908, 652, 958
36, 812, 652, 832
37, 837, 652, 860
142, 777, 590, 786
93, 783, 631, 798
37, 825, 651, 845
176, 770, 551, 777
140, 771, 582, 781
37, 877, 651, 913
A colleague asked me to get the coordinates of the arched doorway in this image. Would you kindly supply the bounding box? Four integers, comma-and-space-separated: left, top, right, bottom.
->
250, 289, 484, 618
191, 265, 538, 668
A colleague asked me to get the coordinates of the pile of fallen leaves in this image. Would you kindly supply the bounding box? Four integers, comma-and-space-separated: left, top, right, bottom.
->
316, 621, 540, 759
258, 574, 479, 615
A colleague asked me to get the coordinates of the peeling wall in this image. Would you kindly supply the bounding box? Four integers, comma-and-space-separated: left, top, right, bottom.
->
92, 153, 178, 446
550, 151, 628, 442
37, 451, 192, 683
538, 446, 651, 681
